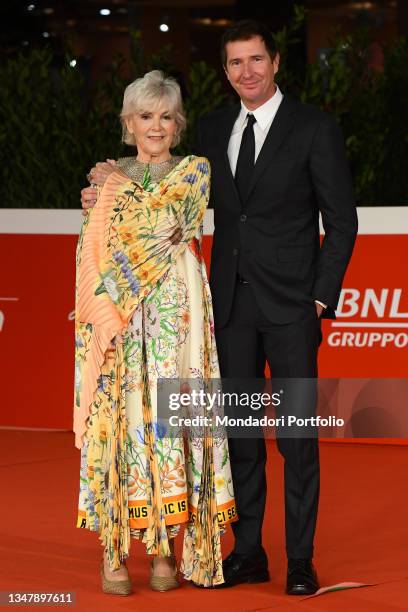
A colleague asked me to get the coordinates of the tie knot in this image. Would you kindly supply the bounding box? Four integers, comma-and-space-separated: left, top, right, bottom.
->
246, 114, 256, 127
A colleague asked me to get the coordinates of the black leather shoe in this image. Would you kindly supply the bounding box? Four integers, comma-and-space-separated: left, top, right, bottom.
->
286, 558, 319, 595
213, 551, 270, 588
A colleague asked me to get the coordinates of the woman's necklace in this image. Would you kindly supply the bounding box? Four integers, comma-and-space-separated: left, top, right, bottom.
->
117, 156, 183, 184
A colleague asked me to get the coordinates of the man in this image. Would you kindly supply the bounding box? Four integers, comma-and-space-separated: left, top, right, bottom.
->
196, 19, 357, 594
82, 20, 358, 595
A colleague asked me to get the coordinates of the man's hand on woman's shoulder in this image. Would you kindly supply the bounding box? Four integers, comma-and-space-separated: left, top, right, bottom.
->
88, 159, 117, 185
81, 159, 117, 213
81, 186, 98, 214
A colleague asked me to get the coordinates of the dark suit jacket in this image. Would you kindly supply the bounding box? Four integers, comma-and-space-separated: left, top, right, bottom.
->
196, 93, 358, 328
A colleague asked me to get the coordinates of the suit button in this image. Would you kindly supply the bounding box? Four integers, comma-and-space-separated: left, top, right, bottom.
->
232, 248, 239, 256
240, 214, 247, 222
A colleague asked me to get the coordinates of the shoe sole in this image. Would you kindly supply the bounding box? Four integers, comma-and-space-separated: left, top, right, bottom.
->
286, 586, 319, 596
150, 576, 180, 592
200, 570, 270, 589
246, 570, 270, 584
100, 562, 132, 596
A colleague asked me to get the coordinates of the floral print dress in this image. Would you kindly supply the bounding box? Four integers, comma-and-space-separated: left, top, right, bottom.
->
75, 156, 236, 586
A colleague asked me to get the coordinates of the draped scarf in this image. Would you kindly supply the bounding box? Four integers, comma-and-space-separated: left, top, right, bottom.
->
74, 156, 219, 575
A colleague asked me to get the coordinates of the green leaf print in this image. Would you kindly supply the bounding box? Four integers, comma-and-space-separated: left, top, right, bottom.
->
95, 282, 107, 296
189, 449, 201, 478
221, 446, 229, 469
160, 321, 177, 336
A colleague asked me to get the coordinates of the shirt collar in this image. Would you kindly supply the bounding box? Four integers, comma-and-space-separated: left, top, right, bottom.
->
235, 84, 283, 132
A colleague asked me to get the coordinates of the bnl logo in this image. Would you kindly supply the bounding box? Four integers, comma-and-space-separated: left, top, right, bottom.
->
330, 288, 408, 348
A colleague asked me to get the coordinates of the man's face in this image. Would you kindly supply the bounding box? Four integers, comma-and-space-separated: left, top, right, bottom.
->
224, 36, 280, 110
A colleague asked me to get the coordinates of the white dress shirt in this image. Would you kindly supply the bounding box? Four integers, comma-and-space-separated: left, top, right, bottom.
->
227, 84, 327, 311
227, 84, 283, 176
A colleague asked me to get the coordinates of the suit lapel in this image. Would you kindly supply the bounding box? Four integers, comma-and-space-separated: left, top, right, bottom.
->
246, 95, 298, 201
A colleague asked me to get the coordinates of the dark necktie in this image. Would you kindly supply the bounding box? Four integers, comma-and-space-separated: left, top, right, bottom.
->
234, 113, 257, 202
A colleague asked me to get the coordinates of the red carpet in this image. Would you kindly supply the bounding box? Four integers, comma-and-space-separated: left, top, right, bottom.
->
1, 431, 407, 611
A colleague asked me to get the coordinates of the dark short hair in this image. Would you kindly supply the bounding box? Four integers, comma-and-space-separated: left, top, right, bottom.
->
221, 20, 277, 67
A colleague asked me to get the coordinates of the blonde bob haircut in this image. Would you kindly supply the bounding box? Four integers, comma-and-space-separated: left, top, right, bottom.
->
120, 70, 186, 147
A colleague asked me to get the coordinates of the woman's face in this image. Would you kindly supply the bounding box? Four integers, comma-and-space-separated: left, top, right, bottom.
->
125, 99, 177, 163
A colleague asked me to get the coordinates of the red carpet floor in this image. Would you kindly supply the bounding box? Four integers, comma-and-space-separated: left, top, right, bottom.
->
1, 431, 407, 611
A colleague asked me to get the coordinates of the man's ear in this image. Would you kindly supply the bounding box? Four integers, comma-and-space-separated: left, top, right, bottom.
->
273, 52, 280, 75
224, 66, 230, 81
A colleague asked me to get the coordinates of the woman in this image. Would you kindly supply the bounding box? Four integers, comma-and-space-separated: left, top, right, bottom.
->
74, 70, 236, 595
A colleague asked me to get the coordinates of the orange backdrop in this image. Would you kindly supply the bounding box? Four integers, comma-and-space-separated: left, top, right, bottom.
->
1, 227, 407, 437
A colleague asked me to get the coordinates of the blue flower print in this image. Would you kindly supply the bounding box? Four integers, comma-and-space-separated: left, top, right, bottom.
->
197, 161, 209, 175
183, 173, 198, 184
